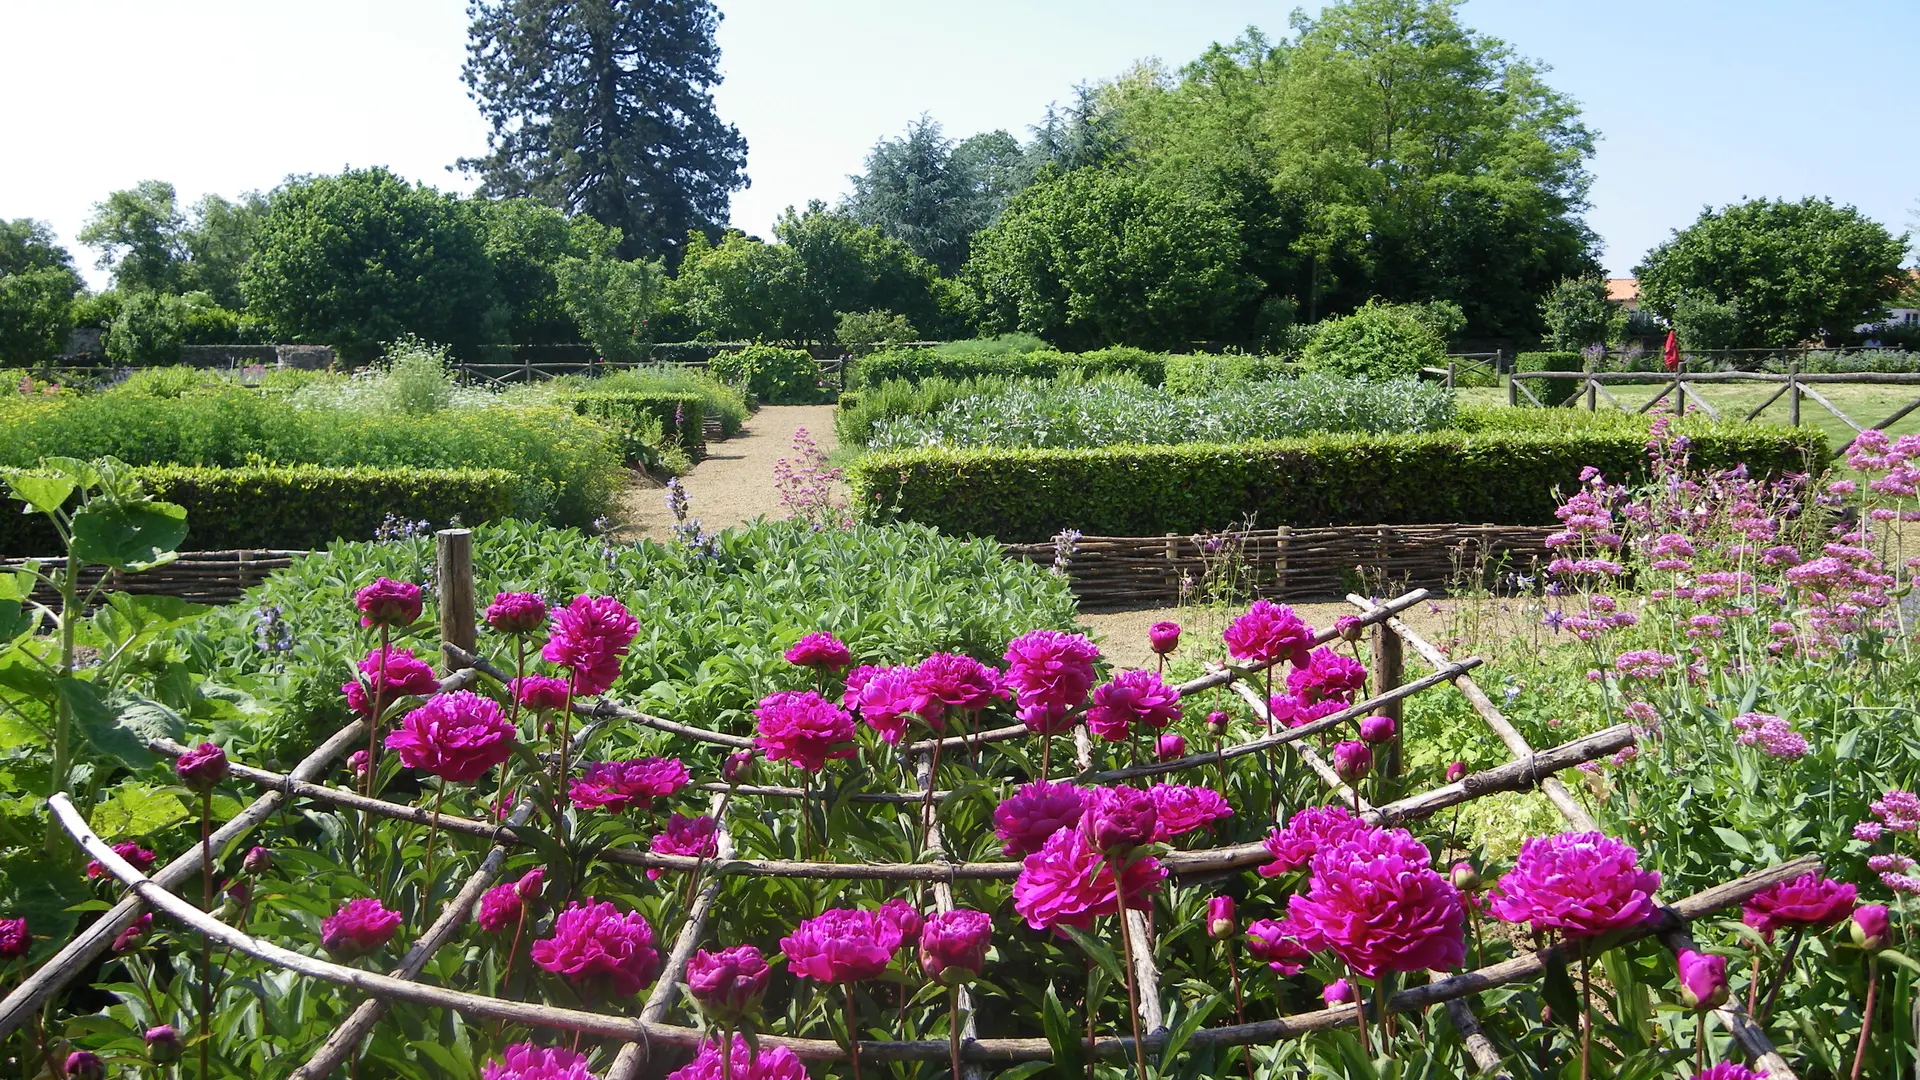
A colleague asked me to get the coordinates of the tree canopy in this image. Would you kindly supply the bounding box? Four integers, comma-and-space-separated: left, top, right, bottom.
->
77, 180, 189, 295
846, 117, 1026, 275
0, 219, 84, 365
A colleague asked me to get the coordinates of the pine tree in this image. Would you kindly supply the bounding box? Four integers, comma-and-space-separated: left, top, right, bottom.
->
460, 0, 749, 266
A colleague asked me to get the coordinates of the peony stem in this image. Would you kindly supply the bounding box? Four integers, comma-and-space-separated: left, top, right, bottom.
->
556, 672, 577, 836
721, 1024, 735, 1080
948, 985, 962, 1080
419, 784, 444, 932
1040, 734, 1052, 781
1756, 927, 1803, 1024
494, 904, 528, 1042
1351, 970, 1372, 1057
1746, 951, 1760, 1015
199, 788, 214, 1080
842, 983, 864, 1080
1695, 1011, 1706, 1074
1224, 947, 1253, 1080
1579, 953, 1593, 1080
361, 623, 390, 873
1850, 954, 1878, 1080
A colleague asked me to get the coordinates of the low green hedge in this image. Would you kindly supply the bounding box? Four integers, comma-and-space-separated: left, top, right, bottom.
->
555, 390, 706, 460
846, 418, 1827, 542
0, 464, 519, 556
1162, 354, 1293, 393
850, 346, 1168, 389
1514, 351, 1586, 406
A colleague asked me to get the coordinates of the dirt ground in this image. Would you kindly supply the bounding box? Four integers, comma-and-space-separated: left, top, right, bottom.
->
610, 404, 840, 541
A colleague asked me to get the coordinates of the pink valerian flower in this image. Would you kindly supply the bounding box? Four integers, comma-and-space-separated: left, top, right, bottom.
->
1870, 789, 1920, 831
1287, 648, 1367, 705
647, 814, 719, 878
1085, 670, 1181, 742
909, 653, 1004, 721
87, 841, 156, 880
322, 898, 402, 959
1148, 621, 1181, 655
478, 869, 545, 932
485, 592, 548, 636
1012, 827, 1166, 932
1260, 805, 1372, 876
753, 690, 857, 771
1080, 785, 1157, 853
386, 691, 518, 783
877, 899, 924, 945
920, 908, 992, 985
1002, 630, 1101, 734
847, 665, 917, 744
512, 675, 572, 712
994, 780, 1086, 857
532, 899, 660, 997
1741, 873, 1857, 942
1489, 832, 1661, 938
1223, 600, 1314, 668
667, 1036, 807, 1080
687, 945, 769, 1020
355, 577, 422, 628
1613, 651, 1679, 680
785, 632, 852, 671
568, 758, 691, 812
1287, 828, 1465, 978
483, 1042, 600, 1080
1146, 783, 1233, 841
1729, 712, 1809, 760
342, 646, 439, 717
1244, 917, 1321, 975
781, 908, 903, 983
541, 595, 639, 697
1267, 693, 1344, 729
1854, 821, 1885, 842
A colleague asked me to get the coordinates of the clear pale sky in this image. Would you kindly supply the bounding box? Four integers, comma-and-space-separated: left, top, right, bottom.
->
4, 0, 1915, 290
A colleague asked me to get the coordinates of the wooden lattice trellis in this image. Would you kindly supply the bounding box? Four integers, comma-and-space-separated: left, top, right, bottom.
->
3, 539, 1810, 1079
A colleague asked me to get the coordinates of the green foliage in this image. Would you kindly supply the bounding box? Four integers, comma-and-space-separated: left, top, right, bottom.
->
552, 389, 705, 467
553, 250, 663, 365
664, 230, 802, 342
846, 116, 1027, 274
850, 343, 1166, 389
102, 291, 188, 366
1670, 290, 1747, 352
1635, 197, 1911, 347
709, 344, 824, 404
836, 375, 1017, 449
1540, 274, 1624, 349
834, 310, 917, 355
965, 168, 1260, 350
1513, 350, 1586, 406
0, 219, 83, 365
375, 336, 458, 415
243, 168, 502, 362
178, 191, 267, 309
476, 197, 620, 345
562, 366, 748, 435
772, 204, 942, 341
1299, 299, 1449, 379
1162, 353, 1295, 393
848, 412, 1826, 541
77, 180, 189, 294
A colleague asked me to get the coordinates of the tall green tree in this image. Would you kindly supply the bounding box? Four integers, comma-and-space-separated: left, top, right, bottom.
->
1635, 197, 1910, 347
77, 180, 188, 294
554, 250, 662, 363
179, 192, 267, 309
461, 0, 749, 266
664, 231, 802, 342
846, 117, 1024, 275
1539, 274, 1622, 350
0, 220, 84, 365
773, 202, 940, 340
474, 197, 619, 344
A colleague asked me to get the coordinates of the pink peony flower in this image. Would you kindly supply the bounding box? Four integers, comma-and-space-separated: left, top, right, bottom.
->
1331, 740, 1372, 782
64, 1051, 104, 1080
785, 632, 852, 671
1489, 832, 1661, 938
1287, 830, 1465, 978
1676, 948, 1728, 1010
477, 868, 545, 933
1146, 783, 1233, 841
1267, 693, 1344, 729
483, 1042, 600, 1080
569, 758, 690, 813
1223, 600, 1314, 668
1147, 621, 1181, 655
1687, 1065, 1767, 1080
781, 907, 903, 983
1741, 872, 1857, 942
1322, 978, 1355, 1006
0, 916, 27, 960
1012, 827, 1166, 932
1245, 917, 1320, 975
1085, 670, 1181, 742
908, 653, 1004, 720
355, 577, 422, 628
343, 646, 439, 717
647, 814, 719, 878
848, 665, 918, 743
512, 675, 572, 712
386, 691, 518, 783
878, 899, 924, 945
1260, 805, 1371, 877
1080, 785, 1157, 853
1357, 715, 1396, 744
322, 897, 402, 960
175, 742, 229, 793
1154, 733, 1187, 760
753, 690, 857, 772
532, 899, 659, 997
687, 944, 769, 1020
485, 592, 548, 636
1288, 648, 1367, 705
920, 908, 992, 985
541, 595, 639, 697
1002, 630, 1101, 734
994, 780, 1086, 857
667, 1036, 806, 1080
88, 841, 156, 881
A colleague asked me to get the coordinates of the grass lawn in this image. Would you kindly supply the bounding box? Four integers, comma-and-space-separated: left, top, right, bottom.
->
1461, 378, 1920, 451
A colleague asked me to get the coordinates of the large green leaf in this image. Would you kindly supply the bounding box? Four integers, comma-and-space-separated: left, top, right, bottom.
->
69, 500, 187, 570
0, 599, 29, 643
90, 782, 188, 841
1041, 982, 1085, 1080
54, 678, 159, 770
4, 472, 75, 516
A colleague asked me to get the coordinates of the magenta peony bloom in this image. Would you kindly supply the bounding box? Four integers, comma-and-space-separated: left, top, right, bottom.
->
322, 897, 402, 960
63, 1051, 104, 1080
848, 665, 917, 744
1688, 1065, 1766, 1080
1086, 670, 1181, 742
1741, 872, 1857, 942
920, 908, 991, 985
994, 780, 1086, 857
355, 577, 422, 628
532, 899, 659, 997
111, 913, 152, 953
687, 944, 770, 1021
1245, 917, 1319, 975
1155, 733, 1187, 760
1288, 648, 1367, 705
1002, 630, 1101, 734
1323, 978, 1355, 1006
343, 646, 439, 717
483, 1042, 600, 1080
781, 907, 904, 984
1676, 948, 1729, 1010
477, 868, 544, 933
1148, 621, 1181, 655
1147, 783, 1233, 840
175, 741, 229, 793
908, 653, 1004, 721
1852, 904, 1892, 952
667, 1036, 806, 1080
1268, 693, 1345, 729
785, 632, 852, 671
1081, 785, 1157, 853
1012, 827, 1166, 932
485, 592, 548, 636
1223, 600, 1314, 668
386, 691, 518, 783
1260, 805, 1372, 877
568, 757, 690, 813
648, 814, 719, 879
88, 840, 156, 880
541, 595, 639, 697
511, 675, 572, 712
878, 899, 924, 945
1358, 715, 1396, 744
0, 916, 27, 959
1489, 832, 1662, 939
754, 690, 857, 771
1331, 740, 1372, 782
1287, 829, 1465, 978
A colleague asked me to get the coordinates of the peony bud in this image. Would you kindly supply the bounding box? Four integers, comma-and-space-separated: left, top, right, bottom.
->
1445, 761, 1467, 784
1206, 711, 1230, 736
243, 846, 272, 875
64, 1051, 104, 1080
1449, 860, 1482, 892
1852, 904, 1892, 952
348, 750, 369, 778
1332, 740, 1372, 783
1148, 621, 1182, 655
687, 944, 770, 1021
111, 913, 151, 954
0, 916, 28, 960
1207, 896, 1237, 940
1085, 787, 1157, 855
1676, 948, 1728, 1010
175, 742, 229, 794
1334, 615, 1364, 643
919, 908, 992, 986
722, 750, 756, 785
1155, 733, 1187, 761
1358, 715, 1396, 744
146, 1024, 181, 1064
1322, 978, 1355, 1006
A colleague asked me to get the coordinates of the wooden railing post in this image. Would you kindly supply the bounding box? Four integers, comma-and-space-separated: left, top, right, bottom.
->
1370, 621, 1404, 779
1788, 364, 1800, 426
436, 529, 476, 662
1507, 373, 1518, 407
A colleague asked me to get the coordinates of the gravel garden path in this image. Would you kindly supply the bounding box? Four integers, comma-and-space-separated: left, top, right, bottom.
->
610, 404, 840, 541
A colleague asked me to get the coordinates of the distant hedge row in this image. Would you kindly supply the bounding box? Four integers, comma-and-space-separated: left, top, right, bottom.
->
849, 346, 1171, 388
554, 390, 706, 461
0, 465, 518, 556
846, 412, 1827, 542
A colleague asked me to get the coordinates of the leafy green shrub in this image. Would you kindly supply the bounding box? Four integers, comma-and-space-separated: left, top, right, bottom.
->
1300, 300, 1449, 379
927, 334, 1048, 362
375, 335, 458, 415
0, 464, 517, 555
850, 345, 1168, 389
1513, 351, 1586, 406
836, 375, 1018, 448
835, 310, 917, 355
847, 414, 1826, 541
1671, 290, 1746, 351
113, 366, 228, 398
1162, 353, 1295, 393
575, 366, 749, 434
554, 389, 705, 466
710, 344, 825, 404
103, 291, 187, 366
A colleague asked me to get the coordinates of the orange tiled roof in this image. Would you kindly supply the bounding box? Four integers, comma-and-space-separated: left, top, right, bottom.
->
1606, 277, 1639, 303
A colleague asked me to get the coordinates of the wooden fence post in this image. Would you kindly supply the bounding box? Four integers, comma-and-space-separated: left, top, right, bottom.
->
1371, 621, 1404, 779
1674, 373, 1685, 415
436, 529, 476, 663
1507, 374, 1518, 407
1788, 365, 1800, 426
1586, 377, 1597, 411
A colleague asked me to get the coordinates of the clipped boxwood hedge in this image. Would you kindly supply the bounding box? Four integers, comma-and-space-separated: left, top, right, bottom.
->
846, 418, 1827, 542
555, 390, 706, 460
0, 465, 519, 556
1162, 353, 1295, 393
1514, 351, 1586, 406
850, 346, 1168, 389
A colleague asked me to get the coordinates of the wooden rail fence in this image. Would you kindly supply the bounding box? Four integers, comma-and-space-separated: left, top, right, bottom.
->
1509, 369, 1920, 441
